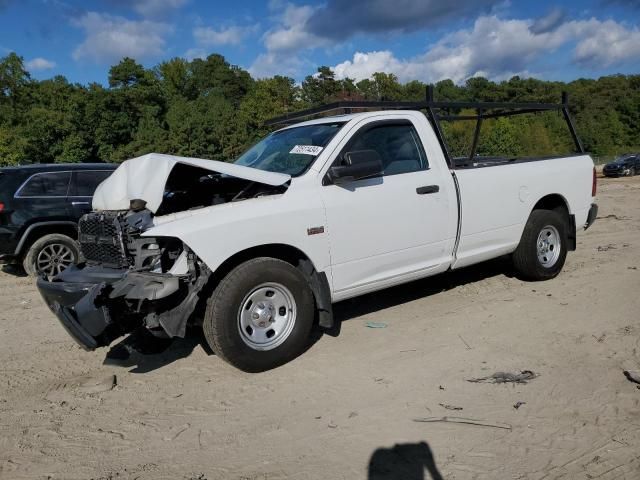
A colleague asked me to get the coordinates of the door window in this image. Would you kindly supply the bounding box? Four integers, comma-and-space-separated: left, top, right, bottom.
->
338, 122, 429, 177
74, 170, 112, 196
16, 172, 71, 197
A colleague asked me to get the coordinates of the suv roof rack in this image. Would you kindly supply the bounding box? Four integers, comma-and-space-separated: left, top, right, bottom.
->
265, 85, 585, 166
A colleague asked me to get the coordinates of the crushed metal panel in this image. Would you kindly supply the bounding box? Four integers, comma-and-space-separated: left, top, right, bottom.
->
92, 153, 291, 214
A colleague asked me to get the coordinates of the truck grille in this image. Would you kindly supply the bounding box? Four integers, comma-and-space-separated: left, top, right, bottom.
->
78, 212, 129, 268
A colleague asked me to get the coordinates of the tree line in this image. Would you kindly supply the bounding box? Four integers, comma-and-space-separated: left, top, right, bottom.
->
0, 52, 638, 167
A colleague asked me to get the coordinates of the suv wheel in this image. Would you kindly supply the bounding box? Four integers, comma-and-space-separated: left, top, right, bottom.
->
203, 257, 315, 372
23, 233, 80, 278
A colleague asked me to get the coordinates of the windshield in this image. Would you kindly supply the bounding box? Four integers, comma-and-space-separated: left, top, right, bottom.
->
235, 122, 345, 176
614, 154, 635, 162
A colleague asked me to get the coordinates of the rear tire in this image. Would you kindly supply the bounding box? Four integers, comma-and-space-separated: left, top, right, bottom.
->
203, 257, 315, 372
23, 233, 79, 278
512, 209, 568, 281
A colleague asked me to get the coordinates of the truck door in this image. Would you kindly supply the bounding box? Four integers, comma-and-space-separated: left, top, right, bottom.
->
319, 118, 455, 298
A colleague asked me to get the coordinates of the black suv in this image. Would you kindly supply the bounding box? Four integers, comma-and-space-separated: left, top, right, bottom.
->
0, 163, 116, 276
603, 153, 640, 177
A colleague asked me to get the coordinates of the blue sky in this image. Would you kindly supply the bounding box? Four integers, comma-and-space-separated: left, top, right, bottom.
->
1, 0, 639, 85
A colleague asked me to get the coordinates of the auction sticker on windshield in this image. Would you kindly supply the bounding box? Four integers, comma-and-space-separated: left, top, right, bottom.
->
290, 145, 324, 156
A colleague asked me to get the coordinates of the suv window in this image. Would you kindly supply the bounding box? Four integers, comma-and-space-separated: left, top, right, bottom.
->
16, 172, 71, 197
74, 170, 112, 196
342, 122, 428, 176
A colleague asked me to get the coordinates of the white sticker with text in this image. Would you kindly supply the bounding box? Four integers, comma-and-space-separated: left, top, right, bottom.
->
290, 145, 324, 156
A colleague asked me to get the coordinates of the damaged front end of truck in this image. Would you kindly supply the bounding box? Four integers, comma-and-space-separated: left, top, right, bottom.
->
36, 153, 291, 350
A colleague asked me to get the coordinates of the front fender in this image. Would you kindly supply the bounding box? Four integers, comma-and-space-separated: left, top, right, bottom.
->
142, 192, 331, 277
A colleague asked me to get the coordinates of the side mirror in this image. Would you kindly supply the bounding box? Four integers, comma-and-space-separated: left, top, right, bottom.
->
328, 150, 383, 184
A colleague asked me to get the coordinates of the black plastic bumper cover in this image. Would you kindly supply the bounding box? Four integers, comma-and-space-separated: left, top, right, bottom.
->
585, 203, 598, 230
37, 271, 120, 350
37, 265, 186, 350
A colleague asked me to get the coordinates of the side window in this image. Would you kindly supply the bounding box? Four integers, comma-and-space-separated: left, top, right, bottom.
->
74, 170, 112, 196
16, 172, 71, 197
341, 122, 428, 176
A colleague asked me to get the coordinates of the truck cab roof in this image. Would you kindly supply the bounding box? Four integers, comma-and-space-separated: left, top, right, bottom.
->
277, 110, 418, 131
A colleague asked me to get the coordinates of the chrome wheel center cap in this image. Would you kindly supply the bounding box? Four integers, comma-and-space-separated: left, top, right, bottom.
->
251, 302, 274, 327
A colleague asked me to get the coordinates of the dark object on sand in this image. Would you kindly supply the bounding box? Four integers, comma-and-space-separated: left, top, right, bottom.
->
623, 370, 640, 385
467, 370, 537, 384
413, 416, 512, 430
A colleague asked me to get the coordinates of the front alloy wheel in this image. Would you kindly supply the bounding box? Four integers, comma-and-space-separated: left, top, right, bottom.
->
23, 233, 80, 278
36, 243, 75, 277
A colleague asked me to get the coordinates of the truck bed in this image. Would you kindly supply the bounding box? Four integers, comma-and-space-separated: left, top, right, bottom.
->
452, 154, 586, 169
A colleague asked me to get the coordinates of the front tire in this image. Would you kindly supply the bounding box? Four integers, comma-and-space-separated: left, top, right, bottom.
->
203, 257, 315, 372
512, 209, 568, 281
23, 233, 79, 278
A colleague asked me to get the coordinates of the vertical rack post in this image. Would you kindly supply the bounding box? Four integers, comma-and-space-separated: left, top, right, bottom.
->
561, 92, 585, 153
469, 110, 483, 161
425, 85, 454, 169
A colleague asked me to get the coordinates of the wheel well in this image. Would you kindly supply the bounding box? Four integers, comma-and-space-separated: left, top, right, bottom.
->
202, 244, 334, 330
531, 194, 576, 251
17, 223, 78, 256
213, 244, 313, 280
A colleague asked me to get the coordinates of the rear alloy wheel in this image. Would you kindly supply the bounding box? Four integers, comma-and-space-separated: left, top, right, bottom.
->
512, 209, 568, 281
203, 257, 315, 372
23, 233, 79, 278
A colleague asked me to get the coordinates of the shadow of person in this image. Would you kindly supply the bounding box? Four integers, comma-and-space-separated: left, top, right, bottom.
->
368, 442, 443, 480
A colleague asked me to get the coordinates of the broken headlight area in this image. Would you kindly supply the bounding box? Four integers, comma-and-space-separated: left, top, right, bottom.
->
78, 207, 184, 272
37, 206, 211, 350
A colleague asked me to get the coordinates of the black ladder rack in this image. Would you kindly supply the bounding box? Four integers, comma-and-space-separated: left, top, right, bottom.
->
264, 85, 585, 168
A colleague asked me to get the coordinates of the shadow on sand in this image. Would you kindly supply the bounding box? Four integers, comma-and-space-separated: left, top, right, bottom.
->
334, 255, 514, 324
368, 442, 444, 480
103, 326, 214, 374
101, 256, 514, 372
1, 264, 28, 277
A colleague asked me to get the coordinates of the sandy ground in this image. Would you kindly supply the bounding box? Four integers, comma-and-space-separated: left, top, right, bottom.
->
1, 175, 639, 480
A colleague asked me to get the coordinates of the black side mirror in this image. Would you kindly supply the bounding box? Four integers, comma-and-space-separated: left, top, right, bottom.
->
328, 150, 383, 184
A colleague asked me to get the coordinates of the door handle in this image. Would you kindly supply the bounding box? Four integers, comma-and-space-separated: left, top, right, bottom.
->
71, 201, 90, 206
416, 185, 440, 195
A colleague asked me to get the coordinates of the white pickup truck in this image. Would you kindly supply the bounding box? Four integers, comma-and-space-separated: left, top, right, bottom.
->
37, 100, 598, 372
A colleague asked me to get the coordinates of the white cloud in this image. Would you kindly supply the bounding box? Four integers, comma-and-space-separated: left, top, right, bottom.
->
130, 0, 187, 19
248, 52, 308, 79
249, 3, 326, 78
572, 19, 640, 67
25, 57, 56, 71
331, 15, 640, 84
184, 47, 207, 60
334, 51, 405, 81
194, 24, 258, 46
72, 12, 172, 63
263, 3, 326, 52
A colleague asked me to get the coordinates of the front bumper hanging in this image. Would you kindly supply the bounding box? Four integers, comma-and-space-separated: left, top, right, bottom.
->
37, 264, 196, 350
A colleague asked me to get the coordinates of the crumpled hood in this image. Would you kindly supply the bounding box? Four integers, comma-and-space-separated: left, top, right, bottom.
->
92, 153, 291, 213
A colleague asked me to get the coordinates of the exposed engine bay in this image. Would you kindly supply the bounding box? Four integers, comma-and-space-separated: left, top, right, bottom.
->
37, 158, 291, 350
